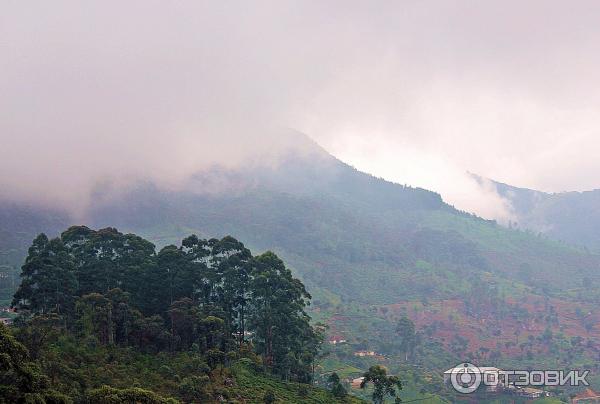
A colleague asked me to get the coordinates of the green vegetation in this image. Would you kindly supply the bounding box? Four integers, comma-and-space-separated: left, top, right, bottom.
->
1, 226, 355, 403
231, 363, 362, 403
3, 143, 600, 402
6, 146, 600, 308
360, 365, 402, 404
327, 372, 347, 399
0, 322, 71, 403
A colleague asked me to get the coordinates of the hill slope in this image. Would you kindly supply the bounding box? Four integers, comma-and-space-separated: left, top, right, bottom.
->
3, 133, 600, 401
480, 175, 600, 253
79, 136, 600, 305
2, 133, 599, 305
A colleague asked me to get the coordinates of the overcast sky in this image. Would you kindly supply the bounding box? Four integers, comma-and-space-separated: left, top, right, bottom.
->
2, 1, 600, 220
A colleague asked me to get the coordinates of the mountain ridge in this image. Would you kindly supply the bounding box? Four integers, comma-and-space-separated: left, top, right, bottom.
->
473, 173, 600, 252
2, 133, 599, 305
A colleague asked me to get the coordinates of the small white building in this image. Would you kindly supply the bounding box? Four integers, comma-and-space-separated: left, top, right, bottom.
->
351, 377, 365, 389
328, 335, 347, 344
354, 350, 376, 357
516, 387, 545, 399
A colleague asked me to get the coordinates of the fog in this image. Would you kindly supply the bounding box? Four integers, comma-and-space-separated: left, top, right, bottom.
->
2, 1, 600, 221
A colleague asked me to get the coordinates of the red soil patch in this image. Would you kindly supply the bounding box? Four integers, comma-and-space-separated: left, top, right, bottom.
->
377, 296, 600, 360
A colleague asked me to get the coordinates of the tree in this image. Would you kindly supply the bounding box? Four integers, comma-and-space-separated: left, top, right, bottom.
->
7, 226, 323, 401
168, 298, 200, 350
12, 234, 78, 319
157, 245, 194, 307
75, 293, 113, 345
178, 375, 210, 402
360, 365, 402, 404
130, 312, 170, 352
180, 235, 216, 304
106, 288, 132, 345
211, 236, 252, 344
396, 316, 418, 361
197, 315, 226, 352
87, 385, 178, 404
263, 390, 276, 404
248, 251, 318, 381
61, 226, 155, 304
12, 313, 63, 360
0, 323, 71, 403
328, 372, 347, 398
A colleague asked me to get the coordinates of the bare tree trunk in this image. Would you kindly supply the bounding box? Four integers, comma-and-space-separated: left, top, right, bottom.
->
266, 326, 274, 367
108, 303, 114, 346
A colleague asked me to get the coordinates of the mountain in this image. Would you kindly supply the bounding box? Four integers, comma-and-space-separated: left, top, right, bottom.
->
4, 131, 600, 399
477, 175, 600, 253
83, 134, 600, 302
3, 132, 597, 306
0, 201, 70, 300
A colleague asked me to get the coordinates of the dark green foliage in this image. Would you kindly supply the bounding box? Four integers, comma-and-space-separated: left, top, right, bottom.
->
0, 323, 71, 404
178, 375, 210, 402
12, 234, 77, 318
62, 226, 156, 299
14, 313, 63, 359
395, 316, 419, 361
7, 227, 327, 402
263, 389, 276, 404
360, 365, 402, 404
87, 385, 179, 404
0, 202, 69, 303
231, 361, 364, 403
327, 372, 347, 398
298, 384, 309, 397
249, 252, 318, 381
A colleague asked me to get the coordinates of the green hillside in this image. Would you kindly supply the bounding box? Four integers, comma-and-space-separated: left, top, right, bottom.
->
81, 144, 600, 305
1, 135, 599, 401
4, 136, 598, 305
0, 324, 362, 404
1, 227, 367, 403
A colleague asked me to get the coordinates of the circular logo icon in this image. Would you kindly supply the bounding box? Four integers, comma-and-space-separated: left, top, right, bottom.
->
450, 362, 481, 394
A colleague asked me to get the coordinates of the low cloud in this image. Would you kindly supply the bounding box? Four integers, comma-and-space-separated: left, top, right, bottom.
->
2, 1, 600, 220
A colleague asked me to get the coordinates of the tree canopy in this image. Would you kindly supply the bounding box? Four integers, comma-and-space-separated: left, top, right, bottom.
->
360, 365, 402, 404
9, 226, 321, 385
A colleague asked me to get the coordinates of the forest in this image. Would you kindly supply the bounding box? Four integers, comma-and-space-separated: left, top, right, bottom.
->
0, 226, 344, 403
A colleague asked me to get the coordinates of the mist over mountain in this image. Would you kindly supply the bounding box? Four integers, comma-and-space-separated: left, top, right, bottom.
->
5, 2, 600, 401
3, 133, 599, 306
4, 130, 600, 401
474, 174, 600, 252
5, 1, 600, 221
